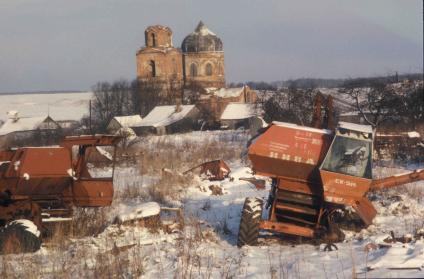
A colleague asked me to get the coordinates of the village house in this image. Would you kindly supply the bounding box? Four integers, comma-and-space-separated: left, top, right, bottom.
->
106, 115, 144, 135
133, 105, 199, 135
196, 85, 258, 126
0, 111, 61, 148
220, 103, 261, 130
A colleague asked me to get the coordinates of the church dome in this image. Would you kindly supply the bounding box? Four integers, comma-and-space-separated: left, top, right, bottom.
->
181, 21, 223, 53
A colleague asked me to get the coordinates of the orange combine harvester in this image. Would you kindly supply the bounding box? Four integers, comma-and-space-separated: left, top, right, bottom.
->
0, 135, 121, 253
238, 118, 424, 247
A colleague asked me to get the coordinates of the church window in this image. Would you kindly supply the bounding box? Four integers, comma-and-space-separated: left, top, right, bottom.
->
172, 58, 177, 76
190, 63, 198, 77
149, 60, 156, 77
205, 63, 213, 76
151, 33, 156, 47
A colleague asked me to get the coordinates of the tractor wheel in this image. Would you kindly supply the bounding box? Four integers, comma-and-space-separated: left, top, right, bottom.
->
0, 219, 41, 254
237, 197, 263, 247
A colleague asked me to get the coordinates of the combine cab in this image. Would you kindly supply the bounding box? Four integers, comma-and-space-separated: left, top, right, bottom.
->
0, 135, 121, 253
238, 121, 424, 246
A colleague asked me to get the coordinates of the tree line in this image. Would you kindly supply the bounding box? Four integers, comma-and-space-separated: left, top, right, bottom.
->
85, 74, 422, 134
83, 79, 179, 133
257, 78, 423, 131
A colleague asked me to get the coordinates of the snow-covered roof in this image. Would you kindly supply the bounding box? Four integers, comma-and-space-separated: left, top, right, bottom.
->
0, 115, 52, 136
408, 131, 421, 138
136, 105, 196, 127
339, 111, 360, 117
204, 87, 218, 93
213, 87, 244, 98
220, 103, 257, 120
111, 115, 143, 128
272, 121, 333, 135
338, 121, 373, 134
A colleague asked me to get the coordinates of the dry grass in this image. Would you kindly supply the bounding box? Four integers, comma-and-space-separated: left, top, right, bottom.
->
0, 131, 256, 278
131, 131, 248, 205
138, 133, 248, 175
72, 207, 109, 237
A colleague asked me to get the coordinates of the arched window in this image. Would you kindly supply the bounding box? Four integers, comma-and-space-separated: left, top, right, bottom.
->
151, 33, 156, 47
172, 58, 177, 76
205, 63, 213, 76
190, 63, 197, 77
149, 60, 156, 77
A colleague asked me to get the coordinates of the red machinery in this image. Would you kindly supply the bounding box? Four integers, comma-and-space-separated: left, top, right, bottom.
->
238, 121, 424, 246
0, 135, 121, 253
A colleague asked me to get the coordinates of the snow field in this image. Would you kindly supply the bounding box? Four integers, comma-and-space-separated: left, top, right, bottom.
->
0, 130, 424, 278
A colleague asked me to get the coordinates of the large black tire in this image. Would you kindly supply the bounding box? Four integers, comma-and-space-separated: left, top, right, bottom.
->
237, 197, 263, 247
0, 220, 42, 254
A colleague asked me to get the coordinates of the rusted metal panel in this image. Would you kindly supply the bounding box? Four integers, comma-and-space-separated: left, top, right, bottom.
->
277, 178, 322, 196
275, 203, 318, 215
248, 122, 332, 182
199, 160, 230, 180
239, 177, 266, 189
276, 190, 320, 207
278, 214, 317, 226
320, 169, 371, 204
6, 148, 72, 178
259, 220, 315, 238
0, 150, 14, 162
60, 134, 122, 149
184, 159, 230, 181
14, 178, 71, 197
351, 197, 377, 226
72, 179, 114, 207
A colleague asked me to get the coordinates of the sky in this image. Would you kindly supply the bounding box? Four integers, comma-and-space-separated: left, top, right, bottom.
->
0, 0, 422, 92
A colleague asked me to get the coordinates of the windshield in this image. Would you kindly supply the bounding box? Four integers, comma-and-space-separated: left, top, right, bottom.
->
321, 135, 372, 179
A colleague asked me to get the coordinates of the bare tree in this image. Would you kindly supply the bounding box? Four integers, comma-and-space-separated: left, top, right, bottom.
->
86, 77, 184, 133
395, 82, 424, 130
132, 78, 181, 116
183, 81, 206, 105
87, 80, 134, 133
343, 79, 400, 129
260, 82, 317, 125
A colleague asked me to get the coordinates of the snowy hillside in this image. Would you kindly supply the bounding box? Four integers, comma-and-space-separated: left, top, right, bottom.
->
1, 130, 424, 278
0, 92, 92, 122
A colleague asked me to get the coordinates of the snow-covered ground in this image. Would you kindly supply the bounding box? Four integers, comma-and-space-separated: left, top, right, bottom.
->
1, 131, 424, 278
0, 92, 91, 121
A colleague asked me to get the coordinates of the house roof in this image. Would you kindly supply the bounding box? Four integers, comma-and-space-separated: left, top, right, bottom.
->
273, 121, 333, 135
110, 115, 143, 128
0, 115, 54, 136
213, 87, 245, 98
338, 121, 373, 134
136, 105, 196, 127
202, 87, 247, 99
407, 131, 420, 138
220, 103, 257, 120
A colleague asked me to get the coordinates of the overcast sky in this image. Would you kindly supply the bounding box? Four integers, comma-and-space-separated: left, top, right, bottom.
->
0, 0, 422, 92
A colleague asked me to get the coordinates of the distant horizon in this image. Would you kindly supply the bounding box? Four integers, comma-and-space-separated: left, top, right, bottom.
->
0, 71, 422, 95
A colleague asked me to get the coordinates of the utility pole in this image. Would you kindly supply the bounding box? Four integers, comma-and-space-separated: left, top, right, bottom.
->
89, 100, 92, 135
